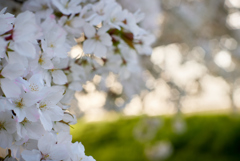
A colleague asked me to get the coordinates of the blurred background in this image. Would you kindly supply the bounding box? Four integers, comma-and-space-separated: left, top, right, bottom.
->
59, 0, 240, 119
2, 0, 240, 160
70, 0, 240, 160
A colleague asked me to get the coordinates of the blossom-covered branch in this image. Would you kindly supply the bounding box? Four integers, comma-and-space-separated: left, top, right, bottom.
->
0, 0, 154, 160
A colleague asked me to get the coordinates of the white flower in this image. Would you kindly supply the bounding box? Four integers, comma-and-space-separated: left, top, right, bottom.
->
21, 132, 69, 161
0, 37, 7, 58
135, 34, 155, 55
12, 11, 41, 58
83, 26, 112, 57
58, 15, 85, 37
53, 112, 76, 132
1, 63, 25, 80
24, 74, 45, 94
43, 69, 68, 86
89, 1, 116, 25
0, 78, 21, 98
43, 58, 69, 85
6, 50, 29, 70
21, 149, 41, 161
38, 91, 64, 131
56, 132, 72, 159
118, 45, 140, 80
106, 5, 125, 30
60, 89, 75, 104
0, 8, 15, 35
11, 139, 38, 159
22, 0, 53, 22
16, 118, 45, 140
37, 53, 54, 69
120, 10, 144, 36
52, 0, 82, 15
52, 69, 68, 85
11, 92, 41, 122
70, 142, 96, 161
29, 53, 54, 72
41, 25, 70, 58
100, 50, 122, 74
0, 97, 13, 112
0, 0, 152, 160
68, 81, 83, 91
0, 111, 16, 149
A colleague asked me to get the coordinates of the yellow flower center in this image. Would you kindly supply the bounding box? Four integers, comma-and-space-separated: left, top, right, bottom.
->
0, 122, 6, 131
15, 98, 24, 108
94, 34, 100, 41
38, 56, 45, 65
111, 17, 116, 23
21, 118, 29, 126
39, 103, 47, 110
65, 20, 72, 26
29, 83, 39, 92
41, 4, 48, 10
41, 153, 50, 160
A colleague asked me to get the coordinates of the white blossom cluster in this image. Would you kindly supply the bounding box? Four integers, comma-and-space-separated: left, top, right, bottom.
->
0, 0, 154, 160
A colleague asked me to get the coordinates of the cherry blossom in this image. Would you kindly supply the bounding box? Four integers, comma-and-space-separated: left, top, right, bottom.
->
0, 0, 154, 160
52, 0, 82, 15
11, 11, 41, 58
83, 26, 112, 57
0, 111, 16, 149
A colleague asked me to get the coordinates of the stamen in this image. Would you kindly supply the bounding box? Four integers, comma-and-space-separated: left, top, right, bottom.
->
15, 98, 24, 108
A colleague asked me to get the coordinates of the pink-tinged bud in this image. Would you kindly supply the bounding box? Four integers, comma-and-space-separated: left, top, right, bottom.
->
50, 14, 56, 19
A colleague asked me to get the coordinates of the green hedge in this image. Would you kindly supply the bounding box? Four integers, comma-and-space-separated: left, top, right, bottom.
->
71, 115, 240, 161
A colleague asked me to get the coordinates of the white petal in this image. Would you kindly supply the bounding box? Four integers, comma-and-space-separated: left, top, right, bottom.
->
43, 71, 52, 87
94, 42, 107, 57
23, 92, 42, 107
83, 23, 95, 38
29, 74, 44, 92
98, 25, 110, 35
14, 109, 26, 122
38, 132, 56, 154
0, 37, 7, 58
0, 130, 13, 149
25, 106, 40, 122
83, 39, 96, 54
100, 33, 112, 46
57, 132, 72, 144
1, 78, 21, 98
41, 56, 54, 69
25, 122, 45, 139
1, 63, 25, 80
60, 89, 75, 104
14, 41, 36, 58
49, 144, 69, 160
39, 111, 53, 131
46, 105, 64, 121
90, 16, 102, 26
0, 98, 13, 112
52, 70, 68, 85
7, 51, 29, 68
5, 120, 17, 134
21, 149, 41, 161
43, 91, 64, 106
69, 81, 82, 91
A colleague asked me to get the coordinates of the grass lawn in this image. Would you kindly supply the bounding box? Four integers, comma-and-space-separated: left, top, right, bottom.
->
71, 114, 240, 161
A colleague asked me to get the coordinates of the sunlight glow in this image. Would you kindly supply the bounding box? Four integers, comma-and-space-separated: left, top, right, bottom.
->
225, 0, 240, 8
214, 50, 232, 69
70, 45, 83, 58
227, 12, 240, 29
